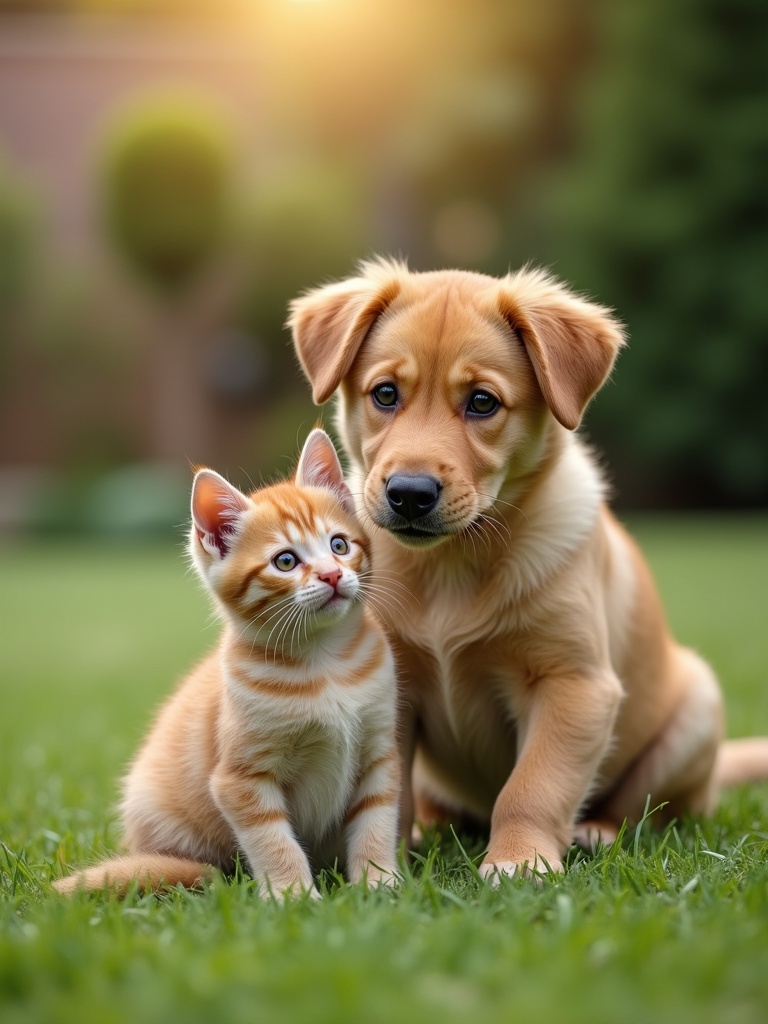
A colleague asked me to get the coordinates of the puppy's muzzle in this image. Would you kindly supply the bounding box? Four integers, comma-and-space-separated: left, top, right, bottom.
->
385, 474, 441, 524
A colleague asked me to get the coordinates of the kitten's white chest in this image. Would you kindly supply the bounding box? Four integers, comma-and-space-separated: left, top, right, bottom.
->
281, 716, 359, 847
235, 676, 368, 841
223, 617, 392, 866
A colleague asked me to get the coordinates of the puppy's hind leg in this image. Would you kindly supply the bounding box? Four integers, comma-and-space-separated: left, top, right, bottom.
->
601, 649, 725, 829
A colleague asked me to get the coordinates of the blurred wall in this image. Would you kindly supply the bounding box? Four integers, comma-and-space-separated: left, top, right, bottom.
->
0, 14, 262, 256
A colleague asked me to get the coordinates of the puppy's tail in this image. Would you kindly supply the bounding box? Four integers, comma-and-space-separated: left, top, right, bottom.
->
714, 738, 768, 788
53, 854, 215, 897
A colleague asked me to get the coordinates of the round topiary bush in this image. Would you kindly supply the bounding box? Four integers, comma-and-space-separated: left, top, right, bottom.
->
100, 94, 234, 293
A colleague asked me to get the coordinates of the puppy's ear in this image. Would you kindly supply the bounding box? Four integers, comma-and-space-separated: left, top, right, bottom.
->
498, 270, 626, 430
288, 275, 401, 404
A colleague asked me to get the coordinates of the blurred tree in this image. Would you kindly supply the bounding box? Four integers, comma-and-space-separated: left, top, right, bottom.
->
101, 95, 233, 294
0, 154, 39, 392
99, 93, 237, 464
0, 154, 38, 310
539, 0, 768, 508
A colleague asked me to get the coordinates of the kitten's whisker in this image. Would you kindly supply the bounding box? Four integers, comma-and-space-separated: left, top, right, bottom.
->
359, 593, 399, 621
348, 503, 389, 539
361, 595, 406, 620
357, 580, 411, 606
357, 570, 411, 594
275, 605, 301, 665
358, 585, 409, 614
255, 595, 296, 635
290, 603, 308, 658
231, 595, 296, 649
278, 604, 302, 656
356, 571, 415, 605
288, 605, 307, 660
359, 591, 401, 624
265, 604, 300, 660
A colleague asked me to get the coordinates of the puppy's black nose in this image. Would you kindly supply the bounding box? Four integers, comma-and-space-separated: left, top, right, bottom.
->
385, 475, 441, 522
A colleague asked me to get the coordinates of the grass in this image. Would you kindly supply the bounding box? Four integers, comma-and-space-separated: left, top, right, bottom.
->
2, 519, 768, 1024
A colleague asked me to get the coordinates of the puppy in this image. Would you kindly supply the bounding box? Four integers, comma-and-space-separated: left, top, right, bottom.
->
288, 257, 768, 879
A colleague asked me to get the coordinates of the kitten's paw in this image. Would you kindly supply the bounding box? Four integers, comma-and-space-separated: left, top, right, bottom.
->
260, 878, 321, 902
364, 865, 398, 890
479, 856, 563, 887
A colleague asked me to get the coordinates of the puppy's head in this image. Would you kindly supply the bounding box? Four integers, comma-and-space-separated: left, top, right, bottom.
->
289, 258, 624, 549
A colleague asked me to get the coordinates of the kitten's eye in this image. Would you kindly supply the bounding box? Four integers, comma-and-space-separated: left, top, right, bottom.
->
467, 390, 499, 417
372, 382, 398, 409
273, 551, 299, 572
330, 535, 350, 555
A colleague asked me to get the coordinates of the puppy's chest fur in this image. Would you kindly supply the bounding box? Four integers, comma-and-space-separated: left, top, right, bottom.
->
392, 561, 530, 812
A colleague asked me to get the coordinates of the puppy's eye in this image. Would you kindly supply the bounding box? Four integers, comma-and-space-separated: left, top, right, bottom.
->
467, 390, 500, 417
330, 535, 350, 555
372, 382, 398, 409
273, 551, 299, 571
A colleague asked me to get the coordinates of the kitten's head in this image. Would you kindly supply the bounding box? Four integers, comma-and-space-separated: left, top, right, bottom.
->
190, 430, 370, 644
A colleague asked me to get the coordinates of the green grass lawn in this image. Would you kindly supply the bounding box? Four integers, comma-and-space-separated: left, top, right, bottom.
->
2, 520, 768, 1024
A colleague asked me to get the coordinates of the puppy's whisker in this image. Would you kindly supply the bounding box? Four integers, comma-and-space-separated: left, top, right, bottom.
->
468, 521, 492, 555
475, 513, 512, 549
465, 524, 479, 560
477, 491, 529, 523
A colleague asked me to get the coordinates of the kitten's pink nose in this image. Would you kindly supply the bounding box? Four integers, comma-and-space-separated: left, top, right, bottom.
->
318, 566, 342, 590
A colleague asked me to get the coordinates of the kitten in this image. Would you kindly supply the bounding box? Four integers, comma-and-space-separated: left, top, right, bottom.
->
54, 430, 400, 898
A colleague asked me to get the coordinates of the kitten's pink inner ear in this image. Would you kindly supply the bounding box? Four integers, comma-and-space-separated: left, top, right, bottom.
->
296, 429, 355, 513
191, 470, 249, 555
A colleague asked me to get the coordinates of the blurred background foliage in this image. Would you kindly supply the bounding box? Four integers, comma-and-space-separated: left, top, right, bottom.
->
102, 95, 235, 293
0, 0, 766, 536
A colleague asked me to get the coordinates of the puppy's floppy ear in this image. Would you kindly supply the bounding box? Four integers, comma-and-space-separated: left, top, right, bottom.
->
288, 273, 401, 404
497, 269, 626, 430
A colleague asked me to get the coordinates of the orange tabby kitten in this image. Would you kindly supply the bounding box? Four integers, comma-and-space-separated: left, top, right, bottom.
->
54, 430, 400, 898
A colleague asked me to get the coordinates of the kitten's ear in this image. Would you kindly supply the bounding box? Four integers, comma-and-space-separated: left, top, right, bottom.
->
191, 469, 249, 558
295, 429, 355, 514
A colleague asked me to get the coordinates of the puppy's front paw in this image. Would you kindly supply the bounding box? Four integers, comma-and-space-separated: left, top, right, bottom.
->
479, 856, 563, 886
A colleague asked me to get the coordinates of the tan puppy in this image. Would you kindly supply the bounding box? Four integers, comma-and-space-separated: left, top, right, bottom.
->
288, 257, 768, 880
